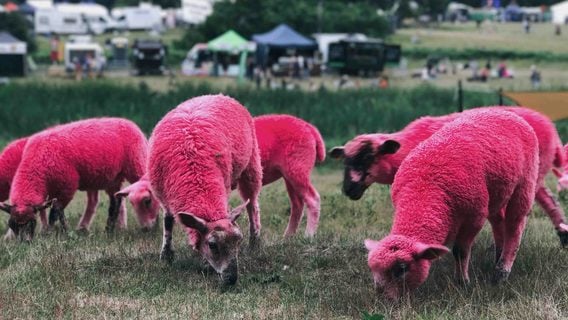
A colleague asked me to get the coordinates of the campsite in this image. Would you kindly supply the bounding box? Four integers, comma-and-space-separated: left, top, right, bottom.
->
1, 1, 568, 319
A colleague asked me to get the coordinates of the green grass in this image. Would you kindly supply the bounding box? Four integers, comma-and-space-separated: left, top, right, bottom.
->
1, 172, 567, 319
389, 22, 568, 56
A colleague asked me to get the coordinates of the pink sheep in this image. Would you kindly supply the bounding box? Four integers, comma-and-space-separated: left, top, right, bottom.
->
365, 109, 539, 300
254, 114, 325, 237
0, 137, 116, 239
148, 94, 262, 285
552, 144, 568, 192
331, 106, 568, 246
115, 175, 160, 231
0, 118, 155, 240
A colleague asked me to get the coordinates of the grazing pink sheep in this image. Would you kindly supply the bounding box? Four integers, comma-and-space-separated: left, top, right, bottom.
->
331, 106, 568, 246
0, 118, 151, 240
365, 109, 539, 300
254, 114, 325, 237
115, 175, 160, 230
148, 94, 262, 285
552, 144, 568, 191
0, 137, 119, 238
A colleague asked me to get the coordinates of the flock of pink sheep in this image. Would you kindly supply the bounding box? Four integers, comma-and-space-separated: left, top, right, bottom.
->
1, 94, 567, 299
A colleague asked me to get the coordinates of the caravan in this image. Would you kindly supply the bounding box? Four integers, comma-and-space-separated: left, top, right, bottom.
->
112, 3, 163, 31
34, 3, 115, 35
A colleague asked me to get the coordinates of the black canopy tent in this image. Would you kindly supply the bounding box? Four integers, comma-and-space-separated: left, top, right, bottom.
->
0, 32, 27, 77
252, 24, 317, 69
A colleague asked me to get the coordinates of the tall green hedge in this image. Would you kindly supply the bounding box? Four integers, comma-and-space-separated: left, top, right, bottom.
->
0, 81, 508, 146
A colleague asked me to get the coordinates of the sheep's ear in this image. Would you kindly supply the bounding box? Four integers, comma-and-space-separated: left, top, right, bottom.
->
552, 168, 563, 179
364, 239, 380, 252
33, 198, 56, 211
413, 243, 450, 260
229, 199, 249, 222
329, 147, 345, 159
177, 212, 208, 234
115, 185, 135, 199
377, 140, 400, 155
0, 203, 12, 214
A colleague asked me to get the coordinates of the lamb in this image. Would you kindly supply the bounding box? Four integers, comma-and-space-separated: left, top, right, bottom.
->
115, 175, 160, 230
0, 118, 155, 240
365, 109, 539, 300
148, 94, 262, 285
254, 114, 325, 237
0, 137, 113, 238
331, 106, 568, 246
552, 144, 568, 192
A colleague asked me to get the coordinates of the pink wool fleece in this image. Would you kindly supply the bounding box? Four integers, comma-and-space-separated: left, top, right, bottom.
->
366, 109, 539, 299
7, 118, 148, 225
255, 114, 325, 237
0, 137, 28, 202
334, 106, 568, 240
148, 94, 262, 242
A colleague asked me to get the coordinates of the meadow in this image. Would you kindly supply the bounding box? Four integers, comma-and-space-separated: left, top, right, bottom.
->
0, 82, 567, 319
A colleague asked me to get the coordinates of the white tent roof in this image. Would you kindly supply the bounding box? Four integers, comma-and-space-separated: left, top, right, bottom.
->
551, 0, 568, 24
55, 3, 108, 16
28, 0, 53, 10
0, 32, 27, 54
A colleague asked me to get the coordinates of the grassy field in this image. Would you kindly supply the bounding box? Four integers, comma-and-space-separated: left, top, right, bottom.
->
1, 77, 567, 318
0, 171, 567, 319
390, 22, 568, 55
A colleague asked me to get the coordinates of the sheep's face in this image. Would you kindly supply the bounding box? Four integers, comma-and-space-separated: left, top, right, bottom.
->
0, 200, 54, 242
330, 136, 400, 200
365, 235, 449, 300
116, 180, 160, 230
177, 201, 248, 285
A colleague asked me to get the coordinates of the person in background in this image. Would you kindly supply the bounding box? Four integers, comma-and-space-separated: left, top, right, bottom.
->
50, 35, 59, 65
379, 75, 389, 89
530, 65, 541, 90
523, 18, 531, 34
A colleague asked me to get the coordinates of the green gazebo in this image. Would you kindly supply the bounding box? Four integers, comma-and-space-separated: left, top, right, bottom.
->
207, 30, 255, 79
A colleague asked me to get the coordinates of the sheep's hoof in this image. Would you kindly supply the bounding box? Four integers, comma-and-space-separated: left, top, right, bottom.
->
558, 231, 568, 248
160, 247, 175, 264
248, 235, 262, 252
76, 227, 90, 236
491, 268, 509, 285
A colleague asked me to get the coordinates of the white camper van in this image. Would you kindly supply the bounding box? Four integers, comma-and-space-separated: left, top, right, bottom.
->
177, 0, 212, 25
34, 3, 115, 35
112, 3, 163, 31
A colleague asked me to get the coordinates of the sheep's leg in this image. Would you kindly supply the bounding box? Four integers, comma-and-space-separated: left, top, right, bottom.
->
117, 197, 128, 230
303, 184, 321, 237
492, 186, 532, 285
488, 213, 506, 264
77, 191, 99, 232
105, 195, 122, 233
535, 186, 568, 247
283, 179, 305, 237
238, 154, 263, 247
452, 219, 484, 284
160, 211, 175, 262
57, 207, 68, 232
48, 206, 58, 228
39, 209, 49, 233
107, 188, 128, 230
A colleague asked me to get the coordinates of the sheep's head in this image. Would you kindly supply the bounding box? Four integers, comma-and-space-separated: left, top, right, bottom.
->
330, 135, 400, 200
364, 235, 449, 300
177, 200, 248, 285
115, 180, 160, 230
0, 198, 55, 242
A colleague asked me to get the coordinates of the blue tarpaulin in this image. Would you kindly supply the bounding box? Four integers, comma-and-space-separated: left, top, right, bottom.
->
252, 24, 317, 49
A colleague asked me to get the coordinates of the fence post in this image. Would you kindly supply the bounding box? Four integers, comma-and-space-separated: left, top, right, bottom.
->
498, 88, 503, 105
457, 80, 463, 112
